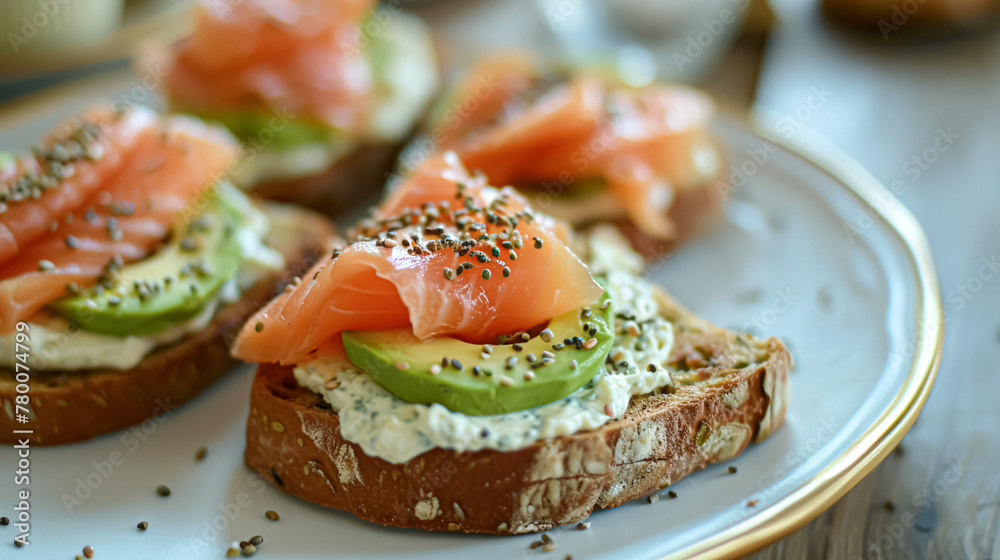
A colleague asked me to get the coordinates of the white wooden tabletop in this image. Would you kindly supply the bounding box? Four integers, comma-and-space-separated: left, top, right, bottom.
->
747, 1, 1000, 558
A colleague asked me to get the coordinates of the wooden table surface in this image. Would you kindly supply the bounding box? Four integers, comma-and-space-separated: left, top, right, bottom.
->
746, 1, 1000, 558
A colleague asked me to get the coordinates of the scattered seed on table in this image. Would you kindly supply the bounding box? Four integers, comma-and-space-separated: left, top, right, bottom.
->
265, 510, 279, 521
156, 485, 171, 497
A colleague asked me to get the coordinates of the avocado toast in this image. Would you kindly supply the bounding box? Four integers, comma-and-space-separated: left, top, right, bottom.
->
234, 154, 790, 534
406, 54, 723, 257
0, 104, 335, 445
156, 0, 438, 215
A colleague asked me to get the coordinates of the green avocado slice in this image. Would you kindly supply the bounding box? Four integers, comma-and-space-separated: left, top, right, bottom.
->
50, 192, 243, 337
342, 291, 614, 416
192, 110, 339, 149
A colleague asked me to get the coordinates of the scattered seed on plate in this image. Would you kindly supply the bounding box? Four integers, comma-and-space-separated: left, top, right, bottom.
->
195, 447, 207, 461
265, 510, 279, 521
541, 533, 553, 544
156, 485, 171, 497
83, 545, 94, 558
728, 466, 737, 474
0, 517, 7, 526
226, 548, 240, 558
542, 544, 556, 552
667, 491, 677, 499
249, 535, 263, 546
242, 543, 257, 556
137, 521, 148, 530
647, 494, 659, 503
576, 522, 590, 530
530, 540, 544, 549
746, 499, 759, 507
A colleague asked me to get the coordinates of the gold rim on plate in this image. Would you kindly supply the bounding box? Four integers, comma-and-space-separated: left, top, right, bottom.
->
668, 116, 943, 559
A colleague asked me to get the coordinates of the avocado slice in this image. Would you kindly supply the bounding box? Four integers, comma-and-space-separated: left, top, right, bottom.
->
184, 109, 341, 149
342, 291, 614, 415
51, 195, 242, 337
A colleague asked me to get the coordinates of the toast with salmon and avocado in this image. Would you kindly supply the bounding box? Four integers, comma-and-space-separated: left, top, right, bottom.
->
234, 153, 790, 534
155, 0, 438, 215
400, 54, 723, 258
0, 105, 335, 445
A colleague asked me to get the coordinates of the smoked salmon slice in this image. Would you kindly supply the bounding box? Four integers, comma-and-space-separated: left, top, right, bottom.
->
232, 154, 603, 366
432, 56, 717, 239
161, 0, 376, 134
0, 110, 238, 333
0, 105, 157, 265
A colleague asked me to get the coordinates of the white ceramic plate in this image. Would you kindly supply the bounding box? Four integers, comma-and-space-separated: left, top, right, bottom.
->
0, 75, 941, 559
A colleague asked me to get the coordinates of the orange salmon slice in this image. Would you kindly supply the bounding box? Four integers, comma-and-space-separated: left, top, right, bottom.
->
232, 155, 602, 365
0, 110, 238, 333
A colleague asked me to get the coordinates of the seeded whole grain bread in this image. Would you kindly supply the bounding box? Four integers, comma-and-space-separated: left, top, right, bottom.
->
612, 175, 724, 260
0, 203, 335, 446
251, 143, 401, 218
244, 286, 791, 535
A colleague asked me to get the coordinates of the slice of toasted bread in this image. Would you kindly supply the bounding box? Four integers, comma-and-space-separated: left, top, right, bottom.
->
0, 204, 335, 446
608, 175, 724, 260
244, 286, 790, 535
250, 142, 401, 218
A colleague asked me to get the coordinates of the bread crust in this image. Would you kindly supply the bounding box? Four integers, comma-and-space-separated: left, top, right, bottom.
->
244, 288, 791, 534
613, 175, 724, 261
0, 204, 334, 446
250, 143, 401, 218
